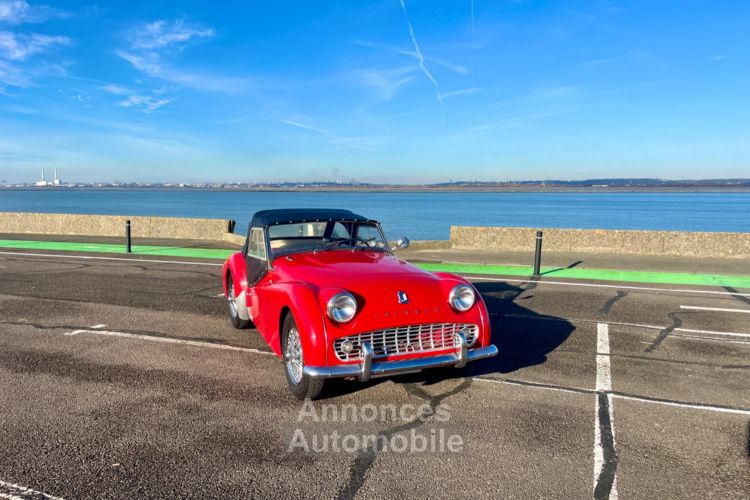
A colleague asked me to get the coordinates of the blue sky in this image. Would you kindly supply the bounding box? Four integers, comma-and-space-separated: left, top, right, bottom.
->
0, 0, 748, 184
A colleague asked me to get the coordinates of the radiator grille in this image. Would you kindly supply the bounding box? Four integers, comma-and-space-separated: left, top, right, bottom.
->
333, 323, 478, 362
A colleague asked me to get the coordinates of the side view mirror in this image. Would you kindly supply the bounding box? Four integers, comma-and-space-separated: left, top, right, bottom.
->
391, 237, 410, 251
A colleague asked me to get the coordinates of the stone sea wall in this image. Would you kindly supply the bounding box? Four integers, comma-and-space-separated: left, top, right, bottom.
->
0, 212, 233, 241
450, 226, 750, 259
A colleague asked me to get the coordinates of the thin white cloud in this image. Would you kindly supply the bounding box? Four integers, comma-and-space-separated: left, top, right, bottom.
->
0, 45, 67, 90
0, 101, 37, 113
101, 83, 129, 95
459, 111, 561, 135
581, 58, 612, 67
118, 94, 171, 112
0, 0, 69, 25
101, 82, 172, 112
0, 2, 73, 90
528, 84, 581, 100
354, 39, 467, 75
117, 19, 251, 94
276, 115, 381, 152
0, 30, 70, 60
441, 87, 482, 99
0, 57, 31, 87
128, 19, 214, 50
0, 1, 26, 23
116, 50, 162, 76
354, 65, 416, 100
162, 68, 252, 93
343, 144, 374, 152
118, 47, 253, 93
328, 136, 380, 152
278, 118, 327, 134
398, 0, 443, 112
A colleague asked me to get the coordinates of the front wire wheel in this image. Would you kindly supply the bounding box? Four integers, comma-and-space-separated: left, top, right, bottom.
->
284, 324, 304, 385
281, 313, 324, 400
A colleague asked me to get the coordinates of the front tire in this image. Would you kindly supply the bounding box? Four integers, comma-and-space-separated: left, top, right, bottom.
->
227, 275, 250, 329
281, 312, 325, 400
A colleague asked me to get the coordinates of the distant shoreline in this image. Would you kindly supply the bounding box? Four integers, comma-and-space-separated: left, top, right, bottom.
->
2, 188, 747, 237
3, 186, 750, 193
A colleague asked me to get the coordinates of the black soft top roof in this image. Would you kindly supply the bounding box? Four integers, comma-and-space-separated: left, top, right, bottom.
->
250, 208, 376, 228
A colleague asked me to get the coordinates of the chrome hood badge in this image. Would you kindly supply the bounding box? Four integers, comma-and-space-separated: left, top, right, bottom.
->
397, 291, 409, 304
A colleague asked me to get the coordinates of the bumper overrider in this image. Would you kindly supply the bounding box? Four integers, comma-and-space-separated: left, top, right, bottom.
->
303, 330, 498, 382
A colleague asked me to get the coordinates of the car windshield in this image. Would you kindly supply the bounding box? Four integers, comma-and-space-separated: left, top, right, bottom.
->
267, 221, 388, 257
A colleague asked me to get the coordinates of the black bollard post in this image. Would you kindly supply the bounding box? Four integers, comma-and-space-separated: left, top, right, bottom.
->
126, 220, 132, 253
533, 230, 543, 276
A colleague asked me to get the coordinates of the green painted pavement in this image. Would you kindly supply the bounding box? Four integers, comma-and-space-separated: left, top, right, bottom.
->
414, 262, 750, 289
2, 238, 749, 289
0, 239, 233, 260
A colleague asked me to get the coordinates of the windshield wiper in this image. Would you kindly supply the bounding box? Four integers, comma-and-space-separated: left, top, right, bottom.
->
315, 238, 355, 252
352, 238, 385, 251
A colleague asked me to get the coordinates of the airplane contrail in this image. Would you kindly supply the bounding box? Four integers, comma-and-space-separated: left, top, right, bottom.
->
399, 0, 444, 114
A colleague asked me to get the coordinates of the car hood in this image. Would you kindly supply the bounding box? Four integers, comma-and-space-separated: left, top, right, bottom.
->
274, 250, 430, 286
273, 250, 453, 307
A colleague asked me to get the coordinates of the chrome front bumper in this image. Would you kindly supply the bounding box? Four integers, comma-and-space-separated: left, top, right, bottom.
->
303, 331, 498, 381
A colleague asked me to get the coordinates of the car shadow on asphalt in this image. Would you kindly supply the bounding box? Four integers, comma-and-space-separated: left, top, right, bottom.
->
467, 280, 575, 376
322, 280, 576, 398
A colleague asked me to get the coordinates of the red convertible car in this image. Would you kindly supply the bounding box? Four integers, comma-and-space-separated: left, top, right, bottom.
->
222, 209, 497, 399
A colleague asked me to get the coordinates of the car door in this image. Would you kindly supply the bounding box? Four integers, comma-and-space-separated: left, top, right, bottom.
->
245, 227, 269, 322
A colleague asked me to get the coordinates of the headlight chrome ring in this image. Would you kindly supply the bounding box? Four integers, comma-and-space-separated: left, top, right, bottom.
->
327, 292, 357, 323
449, 284, 476, 312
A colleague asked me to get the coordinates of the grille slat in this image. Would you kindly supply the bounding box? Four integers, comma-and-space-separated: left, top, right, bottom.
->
333, 323, 479, 361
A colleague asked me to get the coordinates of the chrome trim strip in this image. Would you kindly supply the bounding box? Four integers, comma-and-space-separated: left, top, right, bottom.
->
303, 344, 498, 380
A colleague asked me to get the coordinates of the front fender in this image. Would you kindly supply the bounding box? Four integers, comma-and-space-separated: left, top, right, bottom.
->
258, 281, 328, 365
222, 251, 247, 295
432, 271, 492, 348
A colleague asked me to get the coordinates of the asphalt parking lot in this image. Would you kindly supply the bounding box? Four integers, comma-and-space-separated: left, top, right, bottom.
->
1, 249, 748, 499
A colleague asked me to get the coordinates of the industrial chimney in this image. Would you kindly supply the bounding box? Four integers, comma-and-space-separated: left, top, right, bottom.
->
35, 169, 48, 187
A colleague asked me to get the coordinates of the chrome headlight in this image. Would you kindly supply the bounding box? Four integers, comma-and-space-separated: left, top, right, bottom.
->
327, 292, 357, 323
449, 284, 475, 312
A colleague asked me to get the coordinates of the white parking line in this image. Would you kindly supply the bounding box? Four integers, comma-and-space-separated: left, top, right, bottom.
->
64, 329, 274, 355
594, 323, 618, 498
596, 323, 613, 392
473, 377, 750, 416
610, 393, 750, 416
505, 313, 750, 340
474, 377, 590, 394
672, 333, 750, 345
680, 305, 750, 314
675, 327, 750, 339
468, 276, 750, 297
0, 479, 65, 500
